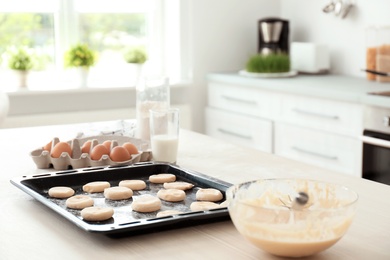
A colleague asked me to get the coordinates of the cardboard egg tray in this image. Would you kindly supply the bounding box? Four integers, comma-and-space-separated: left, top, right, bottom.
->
30, 135, 152, 170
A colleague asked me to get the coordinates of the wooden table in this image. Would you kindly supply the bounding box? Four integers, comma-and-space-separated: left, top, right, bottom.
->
1, 122, 389, 259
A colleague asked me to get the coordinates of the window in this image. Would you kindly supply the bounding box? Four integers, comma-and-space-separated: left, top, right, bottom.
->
0, 0, 185, 91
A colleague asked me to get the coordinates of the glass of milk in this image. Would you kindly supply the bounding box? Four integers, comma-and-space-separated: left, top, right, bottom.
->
136, 76, 170, 141
149, 108, 179, 163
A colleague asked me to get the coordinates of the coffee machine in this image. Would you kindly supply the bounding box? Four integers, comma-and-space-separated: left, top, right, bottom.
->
258, 18, 289, 55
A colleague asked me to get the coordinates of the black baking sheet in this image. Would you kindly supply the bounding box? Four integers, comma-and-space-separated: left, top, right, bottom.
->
10, 162, 232, 236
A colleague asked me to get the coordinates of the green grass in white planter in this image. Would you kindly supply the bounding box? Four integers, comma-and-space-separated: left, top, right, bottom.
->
246, 53, 290, 73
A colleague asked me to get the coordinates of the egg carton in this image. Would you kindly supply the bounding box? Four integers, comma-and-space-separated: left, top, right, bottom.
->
31, 135, 152, 170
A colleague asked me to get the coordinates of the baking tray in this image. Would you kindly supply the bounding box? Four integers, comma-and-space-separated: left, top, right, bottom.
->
10, 162, 232, 236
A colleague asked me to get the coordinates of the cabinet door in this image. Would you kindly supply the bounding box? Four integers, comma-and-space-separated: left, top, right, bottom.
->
208, 83, 275, 120
206, 108, 273, 153
278, 94, 363, 136
274, 123, 362, 176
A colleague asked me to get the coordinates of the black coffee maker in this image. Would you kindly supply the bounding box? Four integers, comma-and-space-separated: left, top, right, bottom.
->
258, 18, 289, 55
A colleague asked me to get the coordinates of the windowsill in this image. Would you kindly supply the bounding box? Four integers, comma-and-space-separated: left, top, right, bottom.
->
6, 81, 192, 116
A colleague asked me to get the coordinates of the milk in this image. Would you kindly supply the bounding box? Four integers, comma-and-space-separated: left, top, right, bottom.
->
151, 134, 179, 163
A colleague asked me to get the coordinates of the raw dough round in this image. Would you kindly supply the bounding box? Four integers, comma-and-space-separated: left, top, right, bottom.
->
219, 200, 229, 208
196, 188, 223, 202
81, 206, 114, 222
83, 181, 110, 193
119, 180, 146, 191
157, 189, 186, 202
104, 186, 133, 200
190, 201, 221, 211
156, 210, 183, 218
163, 181, 194, 190
66, 195, 94, 209
149, 173, 176, 184
48, 186, 75, 198
131, 195, 161, 213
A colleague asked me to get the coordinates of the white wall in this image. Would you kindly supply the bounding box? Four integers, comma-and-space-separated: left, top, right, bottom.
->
188, 0, 281, 133
190, 0, 390, 134
280, 0, 390, 77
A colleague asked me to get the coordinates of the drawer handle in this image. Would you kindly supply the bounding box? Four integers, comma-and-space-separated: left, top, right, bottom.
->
292, 108, 339, 120
217, 128, 252, 140
292, 146, 338, 161
221, 95, 257, 105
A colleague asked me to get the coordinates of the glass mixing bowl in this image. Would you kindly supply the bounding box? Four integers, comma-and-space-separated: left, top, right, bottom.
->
226, 179, 358, 258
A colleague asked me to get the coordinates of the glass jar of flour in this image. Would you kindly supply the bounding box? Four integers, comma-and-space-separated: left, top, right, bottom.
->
136, 76, 170, 140
366, 26, 390, 82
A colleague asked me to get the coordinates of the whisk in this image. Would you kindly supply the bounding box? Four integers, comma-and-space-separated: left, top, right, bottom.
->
279, 192, 309, 210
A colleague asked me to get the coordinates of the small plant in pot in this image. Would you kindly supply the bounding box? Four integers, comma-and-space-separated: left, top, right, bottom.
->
64, 43, 97, 87
245, 53, 290, 73
124, 46, 147, 64
7, 47, 34, 88
124, 46, 147, 86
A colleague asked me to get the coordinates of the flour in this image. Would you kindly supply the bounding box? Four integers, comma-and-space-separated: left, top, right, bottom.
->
136, 101, 169, 140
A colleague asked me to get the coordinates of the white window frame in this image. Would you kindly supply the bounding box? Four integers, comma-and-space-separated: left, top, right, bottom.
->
1, 0, 190, 91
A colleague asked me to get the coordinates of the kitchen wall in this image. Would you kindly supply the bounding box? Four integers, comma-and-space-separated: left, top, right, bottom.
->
188, 0, 280, 133
190, 0, 390, 134
280, 0, 390, 77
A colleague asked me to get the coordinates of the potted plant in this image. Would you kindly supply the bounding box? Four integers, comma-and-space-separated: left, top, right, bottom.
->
7, 47, 34, 88
245, 53, 290, 73
124, 46, 147, 86
64, 43, 97, 87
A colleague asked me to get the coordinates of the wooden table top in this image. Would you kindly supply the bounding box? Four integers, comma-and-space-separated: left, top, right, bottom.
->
1, 122, 389, 259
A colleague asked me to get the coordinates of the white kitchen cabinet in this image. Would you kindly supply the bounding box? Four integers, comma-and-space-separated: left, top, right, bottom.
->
208, 82, 276, 119
206, 75, 364, 177
278, 93, 363, 136
205, 107, 273, 153
274, 123, 362, 176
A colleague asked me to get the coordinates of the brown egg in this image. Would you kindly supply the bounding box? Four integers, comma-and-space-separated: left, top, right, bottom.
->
110, 146, 131, 162
43, 141, 52, 152
102, 140, 112, 152
51, 142, 72, 158
81, 140, 92, 154
122, 142, 139, 155
90, 144, 110, 161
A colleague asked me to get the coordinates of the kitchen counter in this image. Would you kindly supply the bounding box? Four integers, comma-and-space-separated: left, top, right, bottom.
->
208, 73, 390, 108
1, 122, 390, 259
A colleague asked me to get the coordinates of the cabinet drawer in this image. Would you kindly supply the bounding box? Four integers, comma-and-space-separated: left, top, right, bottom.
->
274, 123, 361, 176
206, 108, 273, 153
278, 94, 363, 136
208, 83, 275, 119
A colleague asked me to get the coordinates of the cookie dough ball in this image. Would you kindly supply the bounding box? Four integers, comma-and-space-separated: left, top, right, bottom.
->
66, 195, 94, 209
131, 195, 161, 213
196, 188, 223, 202
156, 210, 183, 218
119, 180, 146, 191
149, 173, 176, 184
163, 181, 194, 191
48, 186, 75, 199
190, 201, 221, 212
157, 189, 186, 202
83, 181, 111, 193
81, 206, 114, 222
104, 187, 133, 200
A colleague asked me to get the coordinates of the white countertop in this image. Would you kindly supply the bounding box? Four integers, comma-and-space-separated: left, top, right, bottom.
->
1, 122, 390, 259
208, 73, 390, 108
